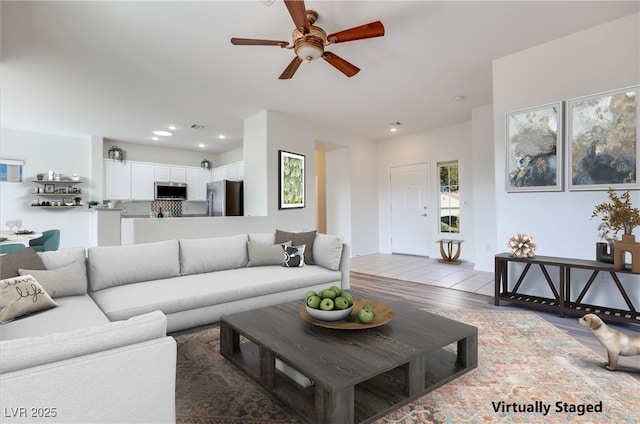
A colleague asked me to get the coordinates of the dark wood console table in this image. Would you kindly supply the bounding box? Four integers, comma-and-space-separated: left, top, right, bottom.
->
495, 253, 639, 325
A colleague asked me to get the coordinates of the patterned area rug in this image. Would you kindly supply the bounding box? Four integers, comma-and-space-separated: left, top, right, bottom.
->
174, 310, 640, 423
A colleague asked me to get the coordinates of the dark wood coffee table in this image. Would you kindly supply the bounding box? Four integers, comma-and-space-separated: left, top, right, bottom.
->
220, 295, 477, 424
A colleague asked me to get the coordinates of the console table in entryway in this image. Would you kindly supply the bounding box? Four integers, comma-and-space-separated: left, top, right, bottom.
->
494, 253, 639, 325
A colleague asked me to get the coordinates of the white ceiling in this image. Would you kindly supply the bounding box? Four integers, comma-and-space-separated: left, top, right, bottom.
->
2, 1, 638, 154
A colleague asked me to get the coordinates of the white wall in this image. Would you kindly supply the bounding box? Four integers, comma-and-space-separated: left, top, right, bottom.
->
471, 105, 497, 271
0, 128, 97, 248
493, 13, 639, 260
376, 122, 477, 262
492, 13, 640, 307
0, 111, 379, 255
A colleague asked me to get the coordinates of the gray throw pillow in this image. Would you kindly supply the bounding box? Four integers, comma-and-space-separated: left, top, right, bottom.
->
19, 260, 88, 298
0, 247, 46, 280
0, 275, 58, 324
275, 230, 317, 264
247, 241, 291, 267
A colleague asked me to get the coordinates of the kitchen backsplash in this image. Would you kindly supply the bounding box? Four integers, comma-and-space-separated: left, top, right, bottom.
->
151, 200, 182, 217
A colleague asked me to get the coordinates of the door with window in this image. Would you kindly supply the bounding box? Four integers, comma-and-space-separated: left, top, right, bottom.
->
390, 163, 430, 256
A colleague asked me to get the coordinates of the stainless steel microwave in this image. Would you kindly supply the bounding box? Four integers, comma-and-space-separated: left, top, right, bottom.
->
155, 182, 187, 200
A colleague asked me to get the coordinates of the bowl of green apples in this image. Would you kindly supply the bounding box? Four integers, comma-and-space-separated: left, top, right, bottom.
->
304, 285, 354, 322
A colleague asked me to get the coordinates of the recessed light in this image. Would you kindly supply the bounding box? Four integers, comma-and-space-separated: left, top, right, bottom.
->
453, 95, 465, 102
389, 121, 401, 132
152, 136, 160, 141
218, 134, 226, 139
153, 130, 173, 136
168, 125, 177, 130
198, 143, 206, 148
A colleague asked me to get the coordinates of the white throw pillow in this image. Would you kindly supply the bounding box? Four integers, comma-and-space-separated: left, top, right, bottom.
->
312, 233, 344, 271
0, 275, 58, 324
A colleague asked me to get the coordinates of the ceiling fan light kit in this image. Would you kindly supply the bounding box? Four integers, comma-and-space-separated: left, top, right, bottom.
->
231, 0, 385, 80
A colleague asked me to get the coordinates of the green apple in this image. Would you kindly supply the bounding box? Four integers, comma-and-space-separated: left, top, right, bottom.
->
363, 305, 376, 317
334, 296, 349, 310
330, 285, 342, 296
304, 290, 317, 300
341, 291, 353, 306
358, 307, 374, 324
307, 295, 321, 309
321, 289, 337, 300
320, 298, 335, 311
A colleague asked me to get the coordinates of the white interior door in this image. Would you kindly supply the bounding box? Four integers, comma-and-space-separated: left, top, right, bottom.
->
390, 163, 430, 256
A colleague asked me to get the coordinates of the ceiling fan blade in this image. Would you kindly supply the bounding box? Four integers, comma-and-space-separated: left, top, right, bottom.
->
279, 56, 303, 80
284, 0, 310, 34
322, 52, 360, 77
231, 38, 288, 46
327, 21, 385, 43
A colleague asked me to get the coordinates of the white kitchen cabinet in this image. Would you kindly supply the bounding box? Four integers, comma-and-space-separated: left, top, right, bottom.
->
131, 162, 155, 200
154, 165, 170, 182
227, 161, 244, 181
154, 165, 186, 183
186, 168, 207, 201
212, 161, 243, 182
104, 160, 132, 200
170, 166, 187, 183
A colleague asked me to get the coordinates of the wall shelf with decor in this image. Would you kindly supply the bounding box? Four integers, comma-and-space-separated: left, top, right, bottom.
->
31, 179, 84, 208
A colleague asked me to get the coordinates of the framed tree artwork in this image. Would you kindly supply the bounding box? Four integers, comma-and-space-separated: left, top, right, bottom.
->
567, 86, 638, 190
506, 101, 563, 192
279, 150, 305, 209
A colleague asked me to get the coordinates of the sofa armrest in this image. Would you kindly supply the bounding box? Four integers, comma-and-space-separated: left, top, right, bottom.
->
339, 243, 350, 289
1, 310, 167, 374
0, 337, 177, 424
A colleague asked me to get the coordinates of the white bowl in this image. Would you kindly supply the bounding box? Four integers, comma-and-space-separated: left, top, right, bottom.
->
305, 304, 354, 322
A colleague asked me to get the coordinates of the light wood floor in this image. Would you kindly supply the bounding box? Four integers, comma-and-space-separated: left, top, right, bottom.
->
350, 272, 640, 380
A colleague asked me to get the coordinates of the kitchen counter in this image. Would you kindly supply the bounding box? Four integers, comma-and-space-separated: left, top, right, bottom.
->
120, 215, 273, 245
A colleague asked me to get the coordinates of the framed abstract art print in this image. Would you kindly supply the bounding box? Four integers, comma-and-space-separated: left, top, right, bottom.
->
506, 101, 563, 192
567, 86, 638, 190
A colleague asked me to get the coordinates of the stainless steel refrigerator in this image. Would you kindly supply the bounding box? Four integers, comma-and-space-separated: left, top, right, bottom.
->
207, 180, 243, 216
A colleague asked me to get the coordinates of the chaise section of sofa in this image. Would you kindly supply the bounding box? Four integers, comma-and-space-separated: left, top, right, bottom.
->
0, 311, 176, 423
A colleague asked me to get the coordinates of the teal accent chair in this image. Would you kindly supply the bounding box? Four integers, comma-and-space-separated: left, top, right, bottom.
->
0, 243, 26, 254
29, 229, 60, 252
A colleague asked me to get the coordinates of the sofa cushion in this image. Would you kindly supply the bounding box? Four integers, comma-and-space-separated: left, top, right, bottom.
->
19, 260, 88, 298
0, 295, 109, 341
88, 240, 180, 292
179, 234, 248, 275
247, 240, 291, 267
275, 229, 317, 264
283, 244, 305, 267
0, 247, 46, 280
312, 233, 344, 271
0, 310, 167, 374
0, 275, 58, 324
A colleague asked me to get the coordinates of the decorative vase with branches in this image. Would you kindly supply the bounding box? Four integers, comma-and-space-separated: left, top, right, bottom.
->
591, 188, 640, 244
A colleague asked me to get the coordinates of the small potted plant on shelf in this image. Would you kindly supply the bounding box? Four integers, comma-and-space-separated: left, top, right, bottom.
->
36, 173, 44, 181
108, 146, 124, 162
87, 200, 99, 209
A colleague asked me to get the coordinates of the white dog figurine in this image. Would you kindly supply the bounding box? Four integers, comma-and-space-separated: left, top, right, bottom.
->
578, 313, 640, 371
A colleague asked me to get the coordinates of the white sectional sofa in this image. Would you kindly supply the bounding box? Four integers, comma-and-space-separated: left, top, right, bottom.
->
0, 231, 349, 423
